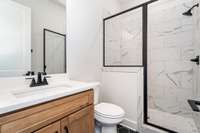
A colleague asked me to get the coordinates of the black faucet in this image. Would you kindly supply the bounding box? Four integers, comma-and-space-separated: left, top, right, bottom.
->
37, 72, 42, 84
25, 71, 35, 76
30, 72, 48, 87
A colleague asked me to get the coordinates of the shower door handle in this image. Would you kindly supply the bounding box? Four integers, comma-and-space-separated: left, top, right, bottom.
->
190, 56, 199, 65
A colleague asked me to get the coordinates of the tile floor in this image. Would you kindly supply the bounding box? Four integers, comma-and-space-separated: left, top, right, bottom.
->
117, 125, 138, 133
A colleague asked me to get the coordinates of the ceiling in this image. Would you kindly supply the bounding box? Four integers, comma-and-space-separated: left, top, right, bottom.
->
51, 0, 134, 8
118, 0, 135, 5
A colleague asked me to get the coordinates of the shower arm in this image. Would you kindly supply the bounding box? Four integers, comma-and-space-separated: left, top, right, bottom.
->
190, 3, 199, 11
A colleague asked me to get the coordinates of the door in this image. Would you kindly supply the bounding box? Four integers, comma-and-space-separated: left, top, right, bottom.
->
34, 121, 61, 133
61, 105, 94, 133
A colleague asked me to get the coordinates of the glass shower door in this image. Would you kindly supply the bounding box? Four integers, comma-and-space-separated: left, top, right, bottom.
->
147, 0, 200, 132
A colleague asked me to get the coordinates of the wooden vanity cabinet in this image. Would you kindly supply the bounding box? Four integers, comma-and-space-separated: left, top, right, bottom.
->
61, 105, 94, 133
0, 90, 94, 133
34, 121, 61, 133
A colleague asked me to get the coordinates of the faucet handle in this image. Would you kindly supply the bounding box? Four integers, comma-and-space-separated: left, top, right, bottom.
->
43, 77, 48, 85
31, 71, 35, 76
24, 71, 35, 76
30, 78, 36, 87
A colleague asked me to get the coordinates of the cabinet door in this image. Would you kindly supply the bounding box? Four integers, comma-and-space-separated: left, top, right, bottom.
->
34, 121, 60, 133
61, 105, 94, 133
61, 116, 70, 133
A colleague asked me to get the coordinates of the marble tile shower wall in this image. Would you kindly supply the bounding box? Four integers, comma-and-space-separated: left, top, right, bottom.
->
192, 0, 200, 131
194, 0, 200, 97
105, 8, 142, 66
148, 0, 196, 119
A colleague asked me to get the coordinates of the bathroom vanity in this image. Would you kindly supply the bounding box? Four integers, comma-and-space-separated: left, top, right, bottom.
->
0, 90, 94, 133
0, 75, 99, 133
0, 1, 98, 133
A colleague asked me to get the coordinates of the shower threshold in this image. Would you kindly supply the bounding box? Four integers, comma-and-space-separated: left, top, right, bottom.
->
148, 109, 198, 133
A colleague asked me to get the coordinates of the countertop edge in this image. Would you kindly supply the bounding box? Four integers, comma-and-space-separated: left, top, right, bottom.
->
0, 87, 95, 116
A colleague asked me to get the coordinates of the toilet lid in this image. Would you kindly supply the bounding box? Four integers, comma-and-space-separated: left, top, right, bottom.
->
95, 103, 125, 118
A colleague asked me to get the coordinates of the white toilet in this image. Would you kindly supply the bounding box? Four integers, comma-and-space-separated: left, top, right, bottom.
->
94, 88, 125, 133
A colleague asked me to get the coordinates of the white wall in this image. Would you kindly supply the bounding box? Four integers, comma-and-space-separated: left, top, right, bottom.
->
102, 0, 121, 17
101, 0, 143, 130
67, 1, 179, 133
101, 68, 142, 130
13, 0, 66, 73
120, 0, 149, 10
66, 0, 143, 130
66, 0, 103, 81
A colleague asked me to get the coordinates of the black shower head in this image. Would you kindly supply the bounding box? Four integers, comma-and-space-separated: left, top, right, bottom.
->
183, 3, 199, 16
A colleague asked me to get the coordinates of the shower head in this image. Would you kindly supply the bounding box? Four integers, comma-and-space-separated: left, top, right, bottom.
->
183, 3, 199, 16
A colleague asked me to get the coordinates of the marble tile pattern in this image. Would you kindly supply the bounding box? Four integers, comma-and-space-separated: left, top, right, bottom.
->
192, 0, 200, 131
104, 8, 143, 66
147, 0, 200, 132
149, 109, 198, 133
137, 69, 143, 133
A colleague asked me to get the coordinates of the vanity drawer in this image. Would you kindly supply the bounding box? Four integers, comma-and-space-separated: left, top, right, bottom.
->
34, 121, 61, 133
0, 90, 93, 133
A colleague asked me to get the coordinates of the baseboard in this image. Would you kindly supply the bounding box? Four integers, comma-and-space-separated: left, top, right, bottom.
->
120, 119, 168, 133
121, 118, 137, 131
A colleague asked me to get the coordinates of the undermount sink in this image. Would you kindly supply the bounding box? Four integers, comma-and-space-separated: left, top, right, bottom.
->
11, 84, 73, 98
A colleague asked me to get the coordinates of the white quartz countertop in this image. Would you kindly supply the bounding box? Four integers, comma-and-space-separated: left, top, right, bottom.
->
0, 74, 99, 115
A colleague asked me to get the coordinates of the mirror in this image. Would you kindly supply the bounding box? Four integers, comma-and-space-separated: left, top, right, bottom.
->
0, 0, 66, 77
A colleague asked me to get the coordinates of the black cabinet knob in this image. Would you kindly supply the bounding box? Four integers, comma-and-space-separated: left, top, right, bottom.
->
64, 126, 69, 133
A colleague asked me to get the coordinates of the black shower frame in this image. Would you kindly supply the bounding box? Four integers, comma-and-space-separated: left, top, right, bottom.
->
103, 0, 177, 132
103, 5, 143, 67
43, 28, 67, 73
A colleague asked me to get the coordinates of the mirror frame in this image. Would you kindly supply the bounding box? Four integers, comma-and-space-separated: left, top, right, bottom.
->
43, 28, 67, 73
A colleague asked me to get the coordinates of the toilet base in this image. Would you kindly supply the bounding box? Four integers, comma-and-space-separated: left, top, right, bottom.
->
102, 125, 117, 133
95, 123, 101, 133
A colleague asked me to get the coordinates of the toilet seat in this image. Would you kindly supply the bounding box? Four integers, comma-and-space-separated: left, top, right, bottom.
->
95, 103, 125, 119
